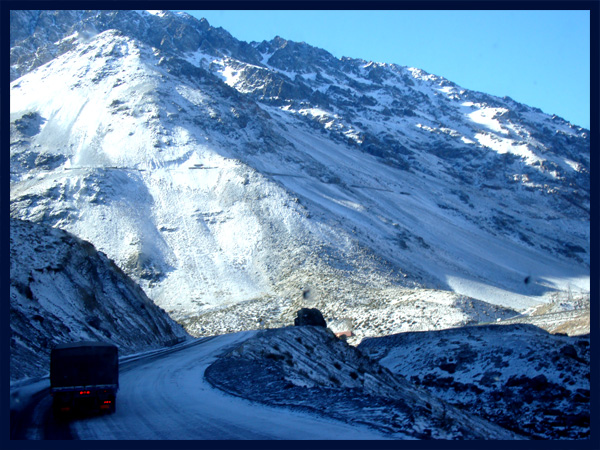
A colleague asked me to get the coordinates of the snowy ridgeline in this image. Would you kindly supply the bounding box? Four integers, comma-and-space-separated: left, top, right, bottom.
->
9, 218, 189, 382
205, 324, 590, 440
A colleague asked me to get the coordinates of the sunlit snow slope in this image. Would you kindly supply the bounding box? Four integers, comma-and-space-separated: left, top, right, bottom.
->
10, 10, 589, 334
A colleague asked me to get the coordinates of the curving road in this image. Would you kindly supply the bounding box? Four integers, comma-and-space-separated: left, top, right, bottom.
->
15, 332, 391, 440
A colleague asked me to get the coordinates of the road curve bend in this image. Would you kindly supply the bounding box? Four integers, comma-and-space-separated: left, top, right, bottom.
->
69, 332, 390, 440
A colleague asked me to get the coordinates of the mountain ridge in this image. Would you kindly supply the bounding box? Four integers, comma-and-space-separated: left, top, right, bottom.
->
9, 9, 590, 340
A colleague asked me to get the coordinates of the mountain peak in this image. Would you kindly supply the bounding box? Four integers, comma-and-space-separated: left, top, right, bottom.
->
271, 35, 288, 47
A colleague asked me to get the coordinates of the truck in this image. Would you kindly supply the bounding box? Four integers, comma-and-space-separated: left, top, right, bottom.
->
50, 341, 119, 416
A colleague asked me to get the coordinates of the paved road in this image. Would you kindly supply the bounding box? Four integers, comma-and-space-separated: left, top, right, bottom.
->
14, 332, 390, 440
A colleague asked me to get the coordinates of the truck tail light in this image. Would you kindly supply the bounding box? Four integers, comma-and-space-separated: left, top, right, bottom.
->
79, 390, 91, 395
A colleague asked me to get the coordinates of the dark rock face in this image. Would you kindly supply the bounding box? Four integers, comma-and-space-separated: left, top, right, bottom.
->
9, 10, 262, 81
9, 218, 188, 381
293, 308, 326, 327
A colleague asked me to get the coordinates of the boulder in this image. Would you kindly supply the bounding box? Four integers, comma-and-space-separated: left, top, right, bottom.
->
294, 308, 326, 327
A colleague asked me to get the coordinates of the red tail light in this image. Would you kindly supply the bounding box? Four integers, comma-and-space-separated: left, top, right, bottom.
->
79, 390, 91, 395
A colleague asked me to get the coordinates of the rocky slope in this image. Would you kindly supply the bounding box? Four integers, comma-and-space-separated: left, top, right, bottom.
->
10, 218, 189, 381
9, 10, 590, 337
205, 325, 522, 439
359, 323, 590, 439
206, 321, 590, 439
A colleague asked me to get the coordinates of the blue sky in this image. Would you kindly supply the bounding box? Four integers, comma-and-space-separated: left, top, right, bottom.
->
176, 9, 591, 129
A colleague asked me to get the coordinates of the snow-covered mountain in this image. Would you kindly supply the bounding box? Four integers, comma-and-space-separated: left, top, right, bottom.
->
10, 10, 590, 340
10, 218, 188, 381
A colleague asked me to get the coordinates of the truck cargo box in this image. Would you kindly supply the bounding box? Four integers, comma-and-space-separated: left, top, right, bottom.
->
50, 342, 118, 415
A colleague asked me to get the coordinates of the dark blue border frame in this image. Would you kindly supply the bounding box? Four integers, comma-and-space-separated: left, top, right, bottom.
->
2, 1, 598, 449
